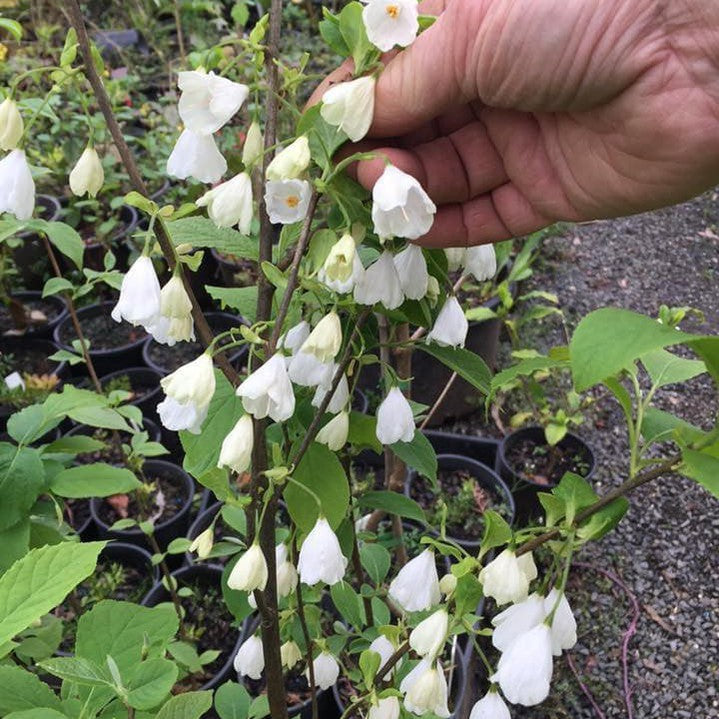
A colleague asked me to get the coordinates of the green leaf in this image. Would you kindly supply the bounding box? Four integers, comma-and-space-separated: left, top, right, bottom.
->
50, 464, 141, 498
284, 442, 349, 531
356, 490, 426, 524
206, 286, 257, 323
642, 407, 706, 447
359, 543, 391, 584
0, 541, 105, 647
454, 572, 484, 617
0, 665, 64, 715
127, 658, 178, 710
464, 306, 498, 323
347, 412, 381, 453
416, 344, 491, 395
66, 406, 131, 432
157, 691, 214, 719
330, 581, 365, 628
0, 18, 23, 41
42, 277, 73, 298
490, 354, 567, 396
479, 510, 512, 559
5, 710, 68, 719
576, 498, 629, 542
319, 11, 349, 56
29, 221, 84, 270
0, 444, 45, 531
359, 648, 381, 687
641, 348, 706, 388
43, 435, 105, 455
552, 472, 598, 525
296, 104, 347, 169
681, 449, 719, 499
38, 656, 109, 687
260, 261, 287, 290
167, 217, 257, 260
338, 1, 375, 72
390, 431, 437, 486
248, 695, 270, 719
214, 681, 251, 719
7, 405, 60, 447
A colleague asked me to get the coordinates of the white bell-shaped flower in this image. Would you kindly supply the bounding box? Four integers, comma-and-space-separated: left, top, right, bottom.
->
369, 696, 401, 719
0, 98, 23, 151
371, 165, 435, 240
111, 255, 161, 330
465, 244, 497, 281
288, 352, 334, 388
491, 592, 546, 653
354, 250, 405, 310
400, 658, 450, 718
227, 542, 268, 592
279, 320, 311, 357
312, 368, 350, 414
188, 527, 213, 559
307, 651, 340, 690
426, 276, 440, 306
320, 75, 376, 142
217, 414, 254, 474
157, 352, 216, 434
167, 129, 227, 184
388, 548, 441, 612
479, 549, 537, 606
362, 0, 419, 52
69, 147, 104, 198
445, 248, 466, 272
320, 233, 356, 284
409, 608, 448, 659
369, 635, 397, 680
300, 312, 342, 362
376, 387, 414, 444
236, 353, 295, 422
148, 274, 195, 346
491, 623, 554, 707
177, 70, 248, 135
393, 244, 428, 300
0, 149, 35, 220
266, 135, 311, 181
196, 172, 253, 234
316, 410, 349, 451
297, 516, 348, 586
265, 178, 312, 224
469, 689, 512, 719
544, 588, 577, 655
281, 640, 302, 670
276, 543, 298, 598
242, 121, 264, 168
426, 296, 469, 348
234, 634, 264, 680
321, 248, 365, 294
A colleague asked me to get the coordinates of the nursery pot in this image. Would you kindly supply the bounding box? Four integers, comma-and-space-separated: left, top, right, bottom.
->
211, 248, 258, 289
0, 291, 68, 340
405, 454, 515, 552
80, 204, 140, 272
90, 459, 195, 550
99, 366, 163, 419
142, 564, 243, 691
54, 301, 148, 377
496, 425, 596, 526
423, 429, 499, 470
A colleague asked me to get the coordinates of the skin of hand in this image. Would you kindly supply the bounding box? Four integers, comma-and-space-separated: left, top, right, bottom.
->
310, 0, 719, 247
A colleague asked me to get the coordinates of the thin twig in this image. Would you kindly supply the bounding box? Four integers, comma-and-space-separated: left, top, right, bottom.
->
565, 652, 607, 719
420, 371, 458, 430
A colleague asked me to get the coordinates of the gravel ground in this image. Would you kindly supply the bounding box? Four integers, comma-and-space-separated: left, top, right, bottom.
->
449, 191, 719, 719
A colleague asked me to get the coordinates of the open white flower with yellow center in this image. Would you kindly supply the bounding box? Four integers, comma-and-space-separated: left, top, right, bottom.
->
0, 98, 23, 151
265, 178, 312, 224
0, 149, 35, 220
69, 147, 104, 198
167, 129, 227, 184
177, 70, 248, 135
362, 0, 419, 52
196, 172, 253, 234
372, 165, 435, 240
321, 75, 376, 142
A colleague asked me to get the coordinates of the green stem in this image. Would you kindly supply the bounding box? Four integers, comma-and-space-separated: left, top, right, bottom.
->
546, 532, 575, 625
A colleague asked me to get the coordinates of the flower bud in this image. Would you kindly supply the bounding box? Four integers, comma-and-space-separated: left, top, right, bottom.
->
376, 387, 414, 445
234, 634, 264, 679
300, 311, 342, 362
315, 410, 349, 452
478, 548, 538, 606
469, 690, 511, 719
266, 135, 310, 181
426, 275, 440, 306
281, 640, 302, 670
0, 98, 23, 151
439, 572, 457, 596
188, 527, 214, 559
298, 517, 347, 586
217, 414, 254, 474
426, 296, 469, 349
306, 651, 340, 690
0, 149, 34, 220
243, 121, 264, 168
69, 147, 104, 198
275, 543, 298, 598
388, 548, 441, 612
320, 75, 376, 142
409, 608, 448, 659
369, 696, 401, 719
400, 659, 450, 718
227, 542, 268, 592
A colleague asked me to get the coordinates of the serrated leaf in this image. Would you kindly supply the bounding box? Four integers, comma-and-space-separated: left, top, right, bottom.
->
167, 217, 257, 259
0, 444, 45, 532
38, 656, 109, 687
0, 665, 64, 714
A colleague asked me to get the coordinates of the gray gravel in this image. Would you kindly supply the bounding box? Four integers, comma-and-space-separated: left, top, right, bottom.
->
451, 192, 719, 718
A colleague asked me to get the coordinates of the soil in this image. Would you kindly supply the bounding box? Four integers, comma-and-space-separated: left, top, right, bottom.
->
350, 461, 385, 493
97, 466, 188, 527
59, 311, 145, 350
74, 427, 131, 466
0, 345, 60, 377
64, 497, 91, 532
100, 373, 158, 403
505, 436, 592, 486
410, 468, 512, 541
216, 252, 257, 287
245, 669, 313, 711
0, 298, 60, 334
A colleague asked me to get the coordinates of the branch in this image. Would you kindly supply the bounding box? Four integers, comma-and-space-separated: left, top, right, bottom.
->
293, 540, 319, 719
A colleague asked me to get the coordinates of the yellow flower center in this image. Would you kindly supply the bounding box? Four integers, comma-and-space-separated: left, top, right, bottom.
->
385, 4, 400, 19
285, 195, 300, 208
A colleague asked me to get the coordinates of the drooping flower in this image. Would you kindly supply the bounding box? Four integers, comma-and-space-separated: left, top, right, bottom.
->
196, 172, 253, 234
371, 165, 435, 240
167, 129, 227, 184
236, 353, 295, 423
362, 0, 420, 53
388, 548, 441, 612
281, 640, 302, 670
439, 573, 458, 597
297, 517, 348, 586
544, 588, 577, 655
111, 256, 161, 330
445, 247, 466, 272
217, 414, 254, 474
279, 320, 310, 357
69, 147, 104, 198
426, 275, 440, 306
299, 312, 342, 362
227, 542, 268, 592
479, 549, 537, 606
266, 135, 311, 181
465, 244, 497, 281
409, 608, 449, 659
0, 98, 23, 151
369, 696, 401, 719
157, 352, 216, 434
288, 351, 334, 388
177, 70, 248, 135
354, 250, 404, 310
0, 149, 35, 220
311, 368, 350, 414
369, 635, 397, 680
234, 634, 264, 680
393, 243, 428, 300
491, 623, 554, 706
307, 651, 340, 690
426, 296, 469, 348
264, 179, 312, 224
276, 543, 298, 598
188, 527, 213, 559
242, 121, 264, 168
400, 658, 450, 718
320, 75, 376, 142
376, 387, 414, 444
491, 593, 546, 653
469, 689, 512, 719
148, 274, 195, 346
319, 234, 360, 292
316, 410, 349, 451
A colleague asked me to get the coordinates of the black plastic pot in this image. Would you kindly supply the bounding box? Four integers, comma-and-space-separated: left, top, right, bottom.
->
423, 430, 499, 469
211, 248, 258, 289
64, 498, 95, 540
99, 366, 163, 419
54, 301, 148, 377
99, 540, 160, 584
90, 459, 194, 550
0, 291, 68, 340
406, 454, 515, 552
142, 564, 243, 691
351, 389, 369, 414
496, 425, 596, 526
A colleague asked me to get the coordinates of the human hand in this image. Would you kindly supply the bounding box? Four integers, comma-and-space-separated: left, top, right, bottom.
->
312, 0, 719, 246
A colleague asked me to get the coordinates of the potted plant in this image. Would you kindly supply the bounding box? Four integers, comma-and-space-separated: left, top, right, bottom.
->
99, 366, 163, 418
